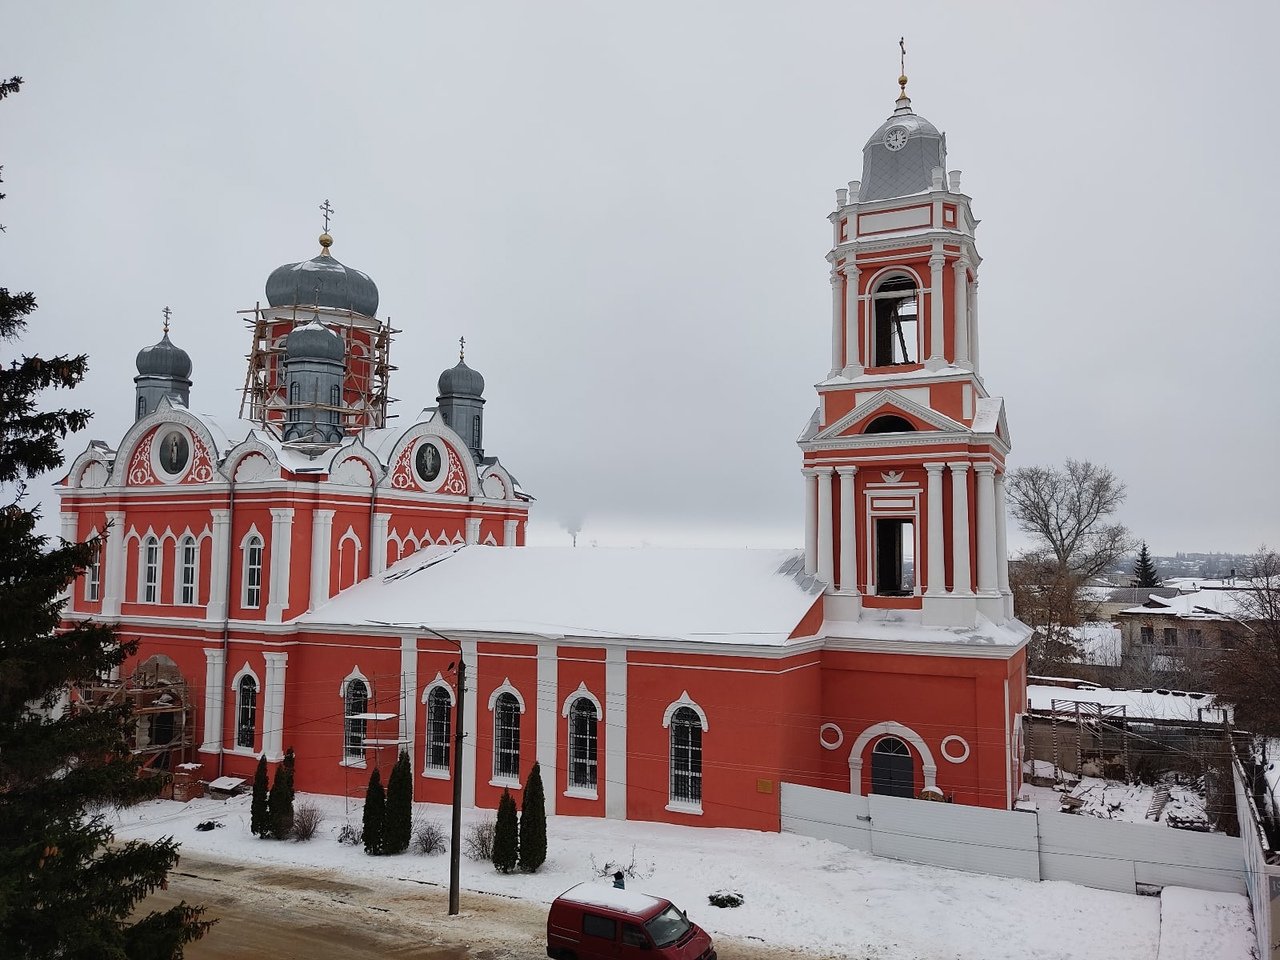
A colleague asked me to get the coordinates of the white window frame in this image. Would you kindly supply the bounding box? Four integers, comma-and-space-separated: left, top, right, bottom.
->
241, 528, 264, 610
140, 535, 160, 603
340, 667, 371, 768
84, 527, 101, 601
422, 676, 454, 780
229, 663, 261, 756
561, 682, 603, 800
488, 678, 525, 788
177, 534, 198, 606
663, 691, 708, 815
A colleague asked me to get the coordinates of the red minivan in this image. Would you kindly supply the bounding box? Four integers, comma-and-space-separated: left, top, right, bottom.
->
547, 882, 717, 960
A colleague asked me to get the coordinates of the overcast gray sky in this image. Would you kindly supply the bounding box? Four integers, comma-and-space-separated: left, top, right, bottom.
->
5, 2, 1278, 556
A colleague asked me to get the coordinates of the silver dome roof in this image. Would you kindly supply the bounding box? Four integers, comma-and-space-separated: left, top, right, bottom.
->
285, 320, 345, 363
135, 331, 192, 380
266, 236, 379, 318
437, 359, 484, 398
859, 96, 947, 203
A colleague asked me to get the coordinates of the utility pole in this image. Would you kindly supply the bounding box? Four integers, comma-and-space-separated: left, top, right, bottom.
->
449, 654, 465, 916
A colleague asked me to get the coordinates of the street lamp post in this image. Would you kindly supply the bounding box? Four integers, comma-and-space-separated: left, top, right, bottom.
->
416, 624, 465, 917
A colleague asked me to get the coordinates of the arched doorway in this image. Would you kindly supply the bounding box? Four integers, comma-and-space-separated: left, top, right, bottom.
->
870, 736, 915, 798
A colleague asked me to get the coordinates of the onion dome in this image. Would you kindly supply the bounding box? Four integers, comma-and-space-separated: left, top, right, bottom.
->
437, 358, 484, 398
135, 330, 192, 380
858, 89, 947, 202
266, 233, 379, 318
285, 319, 345, 364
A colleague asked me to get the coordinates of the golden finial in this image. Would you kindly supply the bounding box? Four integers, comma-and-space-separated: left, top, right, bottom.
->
162, 305, 172, 336
898, 36, 908, 99
319, 199, 335, 256
459, 335, 466, 362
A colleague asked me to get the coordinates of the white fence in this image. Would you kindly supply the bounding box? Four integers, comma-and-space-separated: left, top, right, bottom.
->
781, 782, 1246, 897
1232, 754, 1280, 959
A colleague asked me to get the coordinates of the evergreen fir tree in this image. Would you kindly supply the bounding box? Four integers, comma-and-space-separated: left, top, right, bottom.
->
250, 755, 270, 837
492, 788, 519, 874
1132, 542, 1161, 588
267, 747, 295, 839
0, 75, 210, 955
518, 762, 547, 872
382, 748, 412, 854
362, 767, 386, 855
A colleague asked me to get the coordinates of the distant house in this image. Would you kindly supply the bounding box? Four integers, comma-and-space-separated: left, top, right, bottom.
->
1094, 586, 1180, 623
1117, 589, 1252, 671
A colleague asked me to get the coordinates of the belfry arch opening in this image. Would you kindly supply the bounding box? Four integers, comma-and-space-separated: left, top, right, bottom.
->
871, 276, 919, 366
874, 517, 915, 597
864, 414, 916, 434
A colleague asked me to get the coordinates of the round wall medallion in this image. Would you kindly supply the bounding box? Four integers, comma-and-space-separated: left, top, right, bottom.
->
414, 440, 443, 484
940, 735, 970, 763
819, 723, 844, 751
152, 426, 191, 481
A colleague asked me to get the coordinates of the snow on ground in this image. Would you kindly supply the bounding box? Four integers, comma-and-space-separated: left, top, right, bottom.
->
107, 791, 1242, 960
1022, 770, 1210, 828
1155, 887, 1255, 960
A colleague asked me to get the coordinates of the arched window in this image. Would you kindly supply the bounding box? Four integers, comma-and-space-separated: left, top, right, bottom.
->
871, 736, 915, 798
141, 536, 160, 603
568, 697, 599, 792
179, 535, 198, 605
864, 414, 916, 434
243, 534, 263, 609
426, 686, 452, 773
329, 384, 341, 425
493, 692, 521, 782
236, 675, 258, 749
871, 276, 919, 366
136, 395, 147, 421
344, 678, 369, 760
669, 706, 703, 807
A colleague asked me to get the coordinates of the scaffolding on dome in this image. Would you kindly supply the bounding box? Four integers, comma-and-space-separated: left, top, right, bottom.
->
238, 301, 398, 435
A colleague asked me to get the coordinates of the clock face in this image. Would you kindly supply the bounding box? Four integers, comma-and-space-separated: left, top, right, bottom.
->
414, 441, 442, 483
884, 126, 909, 152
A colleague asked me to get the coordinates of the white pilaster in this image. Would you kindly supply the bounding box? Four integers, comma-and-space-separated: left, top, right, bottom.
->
948, 462, 972, 595
975, 463, 999, 597
102, 510, 126, 617
816, 466, 834, 587
371, 513, 391, 576
503, 518, 518, 547
266, 507, 294, 623
262, 651, 288, 762
969, 277, 980, 374
924, 462, 947, 596
59, 510, 79, 607
461, 637, 478, 808
537, 641, 558, 816
841, 264, 863, 376
465, 517, 481, 545
200, 648, 226, 754
605, 645, 628, 820
803, 469, 818, 576
995, 471, 1013, 618
927, 254, 946, 369
399, 635, 417, 759
954, 258, 971, 367
309, 509, 335, 610
207, 508, 231, 621
837, 467, 858, 594
829, 269, 844, 378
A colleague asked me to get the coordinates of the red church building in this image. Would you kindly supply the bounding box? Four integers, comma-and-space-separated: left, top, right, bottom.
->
60, 78, 1029, 831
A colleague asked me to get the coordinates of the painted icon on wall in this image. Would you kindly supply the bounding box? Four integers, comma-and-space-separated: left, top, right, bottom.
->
415, 441, 442, 483
159, 430, 190, 475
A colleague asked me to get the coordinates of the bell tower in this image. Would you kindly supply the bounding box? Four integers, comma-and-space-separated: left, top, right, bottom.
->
798, 69, 1015, 630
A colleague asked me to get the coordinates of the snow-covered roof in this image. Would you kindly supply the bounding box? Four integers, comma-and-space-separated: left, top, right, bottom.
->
1119, 588, 1250, 620
821, 607, 1033, 647
303, 545, 824, 646
556, 881, 666, 914
1026, 683, 1230, 724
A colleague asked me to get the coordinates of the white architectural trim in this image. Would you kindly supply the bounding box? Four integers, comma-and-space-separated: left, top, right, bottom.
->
398, 634, 417, 763
422, 673, 454, 780
228, 662, 261, 756
422, 671, 455, 705
239, 524, 265, 610
803, 468, 818, 576
537, 641, 557, 816
819, 722, 844, 751
847, 721, 938, 797
605, 646, 627, 820
310, 509, 335, 610
662, 691, 708, 731
487, 677, 527, 713
339, 665, 371, 699
941, 735, 970, 763
200, 648, 226, 754
262, 652, 288, 762
560, 680, 603, 718
461, 638, 478, 807
266, 507, 295, 622
336, 526, 361, 591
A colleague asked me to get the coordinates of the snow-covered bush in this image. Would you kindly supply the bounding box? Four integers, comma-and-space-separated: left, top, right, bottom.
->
336, 822, 363, 846
464, 820, 495, 861
291, 802, 323, 841
413, 819, 447, 855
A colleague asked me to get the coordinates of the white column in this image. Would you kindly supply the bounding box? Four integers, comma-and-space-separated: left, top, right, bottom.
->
948, 462, 972, 595
465, 517, 481, 545
537, 641, 558, 816
841, 264, 862, 375
928, 254, 946, 367
503, 518, 518, 546
461, 637, 478, 808
816, 466, 834, 587
200, 648, 226, 754
954, 258, 971, 366
399, 635, 417, 760
969, 277, 980, 374
975, 463, 998, 595
309, 509, 334, 610
829, 269, 844, 377
371, 512, 391, 576
605, 645, 628, 820
59, 510, 79, 606
803, 469, 818, 576
837, 466, 857, 594
207, 508, 230, 621
925, 462, 947, 596
995, 471, 1013, 613
266, 507, 294, 622
102, 510, 126, 617
262, 651, 288, 762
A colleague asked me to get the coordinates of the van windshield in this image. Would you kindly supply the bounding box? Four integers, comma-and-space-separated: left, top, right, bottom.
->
644, 904, 691, 948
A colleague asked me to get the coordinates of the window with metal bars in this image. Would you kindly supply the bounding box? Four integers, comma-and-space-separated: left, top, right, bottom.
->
493, 692, 521, 781
344, 678, 368, 759
142, 537, 160, 603
669, 707, 702, 806
568, 698, 598, 790
236, 675, 257, 749
244, 536, 263, 609
426, 686, 451, 772
85, 546, 100, 601
180, 536, 197, 605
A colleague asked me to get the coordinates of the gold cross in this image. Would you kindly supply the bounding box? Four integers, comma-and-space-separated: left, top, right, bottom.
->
320, 199, 334, 232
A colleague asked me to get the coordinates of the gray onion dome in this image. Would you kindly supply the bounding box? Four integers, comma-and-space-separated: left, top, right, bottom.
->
437, 358, 484, 398
285, 319, 345, 364
859, 95, 947, 202
135, 331, 193, 380
266, 233, 379, 318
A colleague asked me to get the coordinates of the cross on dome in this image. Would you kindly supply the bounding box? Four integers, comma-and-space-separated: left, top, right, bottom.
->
162, 305, 172, 335
459, 336, 466, 362
320, 198, 334, 232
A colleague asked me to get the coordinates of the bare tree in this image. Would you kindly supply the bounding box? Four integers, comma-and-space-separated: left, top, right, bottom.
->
1007, 459, 1133, 672
1210, 548, 1280, 736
